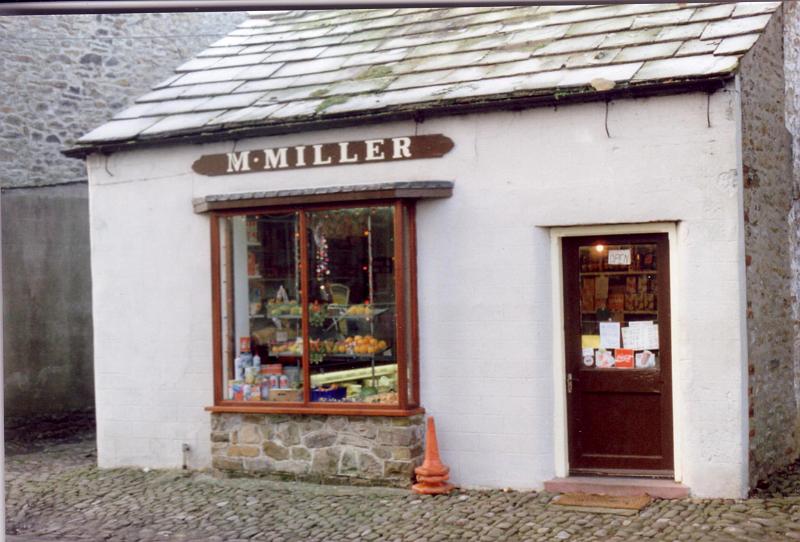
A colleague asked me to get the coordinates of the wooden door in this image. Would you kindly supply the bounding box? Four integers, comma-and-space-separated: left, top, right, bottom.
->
562, 233, 673, 475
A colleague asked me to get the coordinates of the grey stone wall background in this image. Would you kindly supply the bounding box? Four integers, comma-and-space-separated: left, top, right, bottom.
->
786, 0, 800, 477
0, 12, 246, 189
1, 12, 246, 417
740, 7, 797, 487
3, 185, 94, 415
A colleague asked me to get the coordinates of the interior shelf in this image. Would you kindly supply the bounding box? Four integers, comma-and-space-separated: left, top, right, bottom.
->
582, 310, 657, 315
580, 270, 658, 276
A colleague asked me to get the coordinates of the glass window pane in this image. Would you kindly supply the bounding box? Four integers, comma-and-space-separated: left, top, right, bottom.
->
219, 213, 303, 402
578, 242, 659, 370
306, 207, 398, 405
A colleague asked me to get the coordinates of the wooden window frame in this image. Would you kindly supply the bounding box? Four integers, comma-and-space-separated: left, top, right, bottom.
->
206, 199, 423, 417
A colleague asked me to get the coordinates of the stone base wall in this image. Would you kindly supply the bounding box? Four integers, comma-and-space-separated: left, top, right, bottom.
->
211, 413, 424, 487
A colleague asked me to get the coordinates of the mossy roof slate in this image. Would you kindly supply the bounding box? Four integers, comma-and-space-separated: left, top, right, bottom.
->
70, 2, 781, 155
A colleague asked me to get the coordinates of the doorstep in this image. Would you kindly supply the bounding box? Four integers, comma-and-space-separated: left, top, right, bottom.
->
544, 476, 690, 499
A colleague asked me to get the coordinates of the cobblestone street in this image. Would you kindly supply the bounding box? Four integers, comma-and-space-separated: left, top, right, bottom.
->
5, 424, 800, 542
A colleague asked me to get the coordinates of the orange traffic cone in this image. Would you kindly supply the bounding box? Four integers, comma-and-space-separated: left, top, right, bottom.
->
412, 416, 454, 495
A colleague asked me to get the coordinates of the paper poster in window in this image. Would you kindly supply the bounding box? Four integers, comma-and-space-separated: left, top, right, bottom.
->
581, 334, 601, 349
608, 249, 631, 266
599, 321, 621, 349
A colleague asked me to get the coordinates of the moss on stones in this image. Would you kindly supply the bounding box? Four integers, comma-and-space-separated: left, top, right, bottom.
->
315, 95, 349, 113
356, 65, 394, 80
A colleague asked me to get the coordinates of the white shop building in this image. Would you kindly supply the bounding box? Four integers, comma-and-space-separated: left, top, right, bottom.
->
68, 3, 799, 498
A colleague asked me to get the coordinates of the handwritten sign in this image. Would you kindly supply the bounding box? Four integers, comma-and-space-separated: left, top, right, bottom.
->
192, 134, 454, 176
608, 249, 631, 266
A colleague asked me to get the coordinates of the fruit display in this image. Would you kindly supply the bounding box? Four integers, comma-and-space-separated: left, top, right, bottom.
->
359, 391, 397, 404
272, 335, 389, 360
270, 339, 302, 356
345, 303, 374, 317
309, 335, 390, 363
339, 335, 388, 355
266, 299, 301, 317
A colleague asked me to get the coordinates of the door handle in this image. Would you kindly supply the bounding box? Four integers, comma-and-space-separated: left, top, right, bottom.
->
567, 373, 574, 394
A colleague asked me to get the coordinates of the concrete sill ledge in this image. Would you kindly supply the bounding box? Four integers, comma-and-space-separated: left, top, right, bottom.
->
544, 476, 690, 499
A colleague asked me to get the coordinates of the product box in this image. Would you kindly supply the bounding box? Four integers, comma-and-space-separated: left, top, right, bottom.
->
595, 349, 615, 368
580, 277, 596, 312
228, 380, 244, 401
636, 350, 657, 368
268, 389, 302, 402
614, 348, 634, 369
607, 288, 625, 312
311, 387, 347, 402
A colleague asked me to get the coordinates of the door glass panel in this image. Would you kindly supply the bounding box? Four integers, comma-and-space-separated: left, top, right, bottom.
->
578, 242, 659, 370
306, 207, 398, 405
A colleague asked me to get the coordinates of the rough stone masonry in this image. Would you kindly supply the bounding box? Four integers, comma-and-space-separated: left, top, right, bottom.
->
0, 12, 245, 189
740, 5, 798, 487
211, 413, 425, 486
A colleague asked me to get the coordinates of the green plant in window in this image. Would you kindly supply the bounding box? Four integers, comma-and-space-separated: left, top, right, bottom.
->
309, 302, 327, 328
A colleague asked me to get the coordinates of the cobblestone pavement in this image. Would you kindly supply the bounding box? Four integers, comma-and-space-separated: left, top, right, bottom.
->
7, 431, 800, 542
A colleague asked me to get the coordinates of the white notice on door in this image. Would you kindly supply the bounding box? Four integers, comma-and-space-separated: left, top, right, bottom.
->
629, 321, 659, 350
643, 324, 659, 350
599, 322, 621, 349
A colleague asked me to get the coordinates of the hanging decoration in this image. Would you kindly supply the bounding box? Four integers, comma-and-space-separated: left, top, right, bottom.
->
312, 223, 331, 299
318, 208, 368, 239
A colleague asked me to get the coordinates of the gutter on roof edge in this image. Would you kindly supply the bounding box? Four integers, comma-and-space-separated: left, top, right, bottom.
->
63, 75, 732, 160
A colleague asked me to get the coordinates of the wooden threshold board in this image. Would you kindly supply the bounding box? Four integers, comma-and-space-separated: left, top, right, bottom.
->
544, 476, 689, 499
550, 493, 652, 515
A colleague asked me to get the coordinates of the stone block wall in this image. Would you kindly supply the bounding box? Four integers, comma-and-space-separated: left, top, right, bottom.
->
739, 7, 797, 487
0, 12, 246, 189
211, 413, 425, 487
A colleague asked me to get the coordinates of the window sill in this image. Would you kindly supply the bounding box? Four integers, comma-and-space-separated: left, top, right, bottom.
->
206, 403, 425, 417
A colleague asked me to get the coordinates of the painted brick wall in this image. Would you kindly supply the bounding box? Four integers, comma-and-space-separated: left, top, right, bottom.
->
739, 8, 797, 487
0, 12, 246, 189
86, 89, 748, 496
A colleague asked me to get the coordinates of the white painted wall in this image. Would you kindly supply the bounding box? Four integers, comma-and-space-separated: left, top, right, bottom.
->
86, 86, 747, 497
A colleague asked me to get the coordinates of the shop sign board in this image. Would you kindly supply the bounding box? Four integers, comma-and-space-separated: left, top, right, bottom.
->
192, 134, 454, 176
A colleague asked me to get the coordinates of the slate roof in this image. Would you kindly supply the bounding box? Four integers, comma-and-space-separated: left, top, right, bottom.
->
70, 2, 781, 156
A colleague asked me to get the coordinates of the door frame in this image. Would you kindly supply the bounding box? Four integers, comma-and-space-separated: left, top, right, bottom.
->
549, 222, 683, 483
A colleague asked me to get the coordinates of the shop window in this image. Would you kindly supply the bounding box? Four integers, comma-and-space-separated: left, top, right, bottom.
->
212, 202, 420, 415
